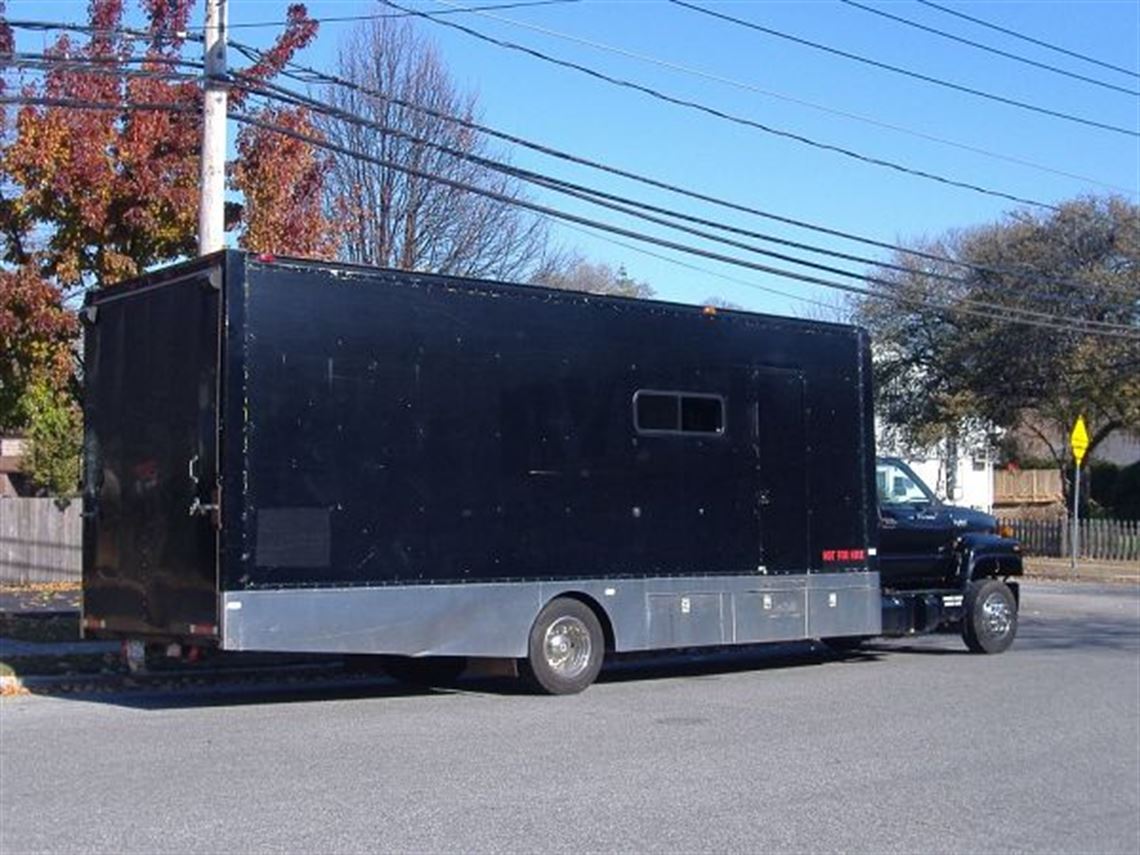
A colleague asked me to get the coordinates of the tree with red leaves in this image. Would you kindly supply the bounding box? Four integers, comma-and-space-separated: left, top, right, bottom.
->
232, 106, 340, 259
0, 0, 340, 484
0, 0, 336, 291
0, 265, 77, 432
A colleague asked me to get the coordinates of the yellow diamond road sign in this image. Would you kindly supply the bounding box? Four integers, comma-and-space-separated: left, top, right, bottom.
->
1071, 415, 1089, 466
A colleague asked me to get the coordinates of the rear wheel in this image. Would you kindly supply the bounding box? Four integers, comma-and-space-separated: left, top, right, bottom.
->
521, 597, 605, 695
962, 579, 1018, 654
823, 635, 870, 652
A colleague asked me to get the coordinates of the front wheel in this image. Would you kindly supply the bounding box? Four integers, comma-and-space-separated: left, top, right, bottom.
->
520, 597, 605, 695
961, 579, 1018, 654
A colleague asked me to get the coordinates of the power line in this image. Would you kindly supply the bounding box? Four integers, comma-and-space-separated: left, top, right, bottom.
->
229, 39, 1139, 302
3, 91, 1135, 338
551, 215, 851, 316
0, 18, 202, 43
14, 48, 1131, 312
838, 0, 1138, 97
666, 0, 1137, 137
376, 1, 1060, 210
227, 103, 1140, 337
918, 0, 1140, 81
17, 41, 1136, 305
214, 0, 582, 31
419, 0, 1134, 195
6, 50, 203, 71
233, 74, 1140, 323
232, 75, 1138, 330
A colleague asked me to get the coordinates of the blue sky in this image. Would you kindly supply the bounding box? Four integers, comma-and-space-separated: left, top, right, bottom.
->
10, 0, 1140, 317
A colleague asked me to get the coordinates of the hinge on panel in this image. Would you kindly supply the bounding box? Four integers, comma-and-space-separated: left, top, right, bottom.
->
204, 269, 222, 291
82, 305, 98, 324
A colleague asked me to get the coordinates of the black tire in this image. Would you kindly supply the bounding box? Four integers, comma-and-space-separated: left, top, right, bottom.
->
380, 655, 467, 687
520, 597, 605, 695
961, 578, 1018, 654
824, 635, 870, 652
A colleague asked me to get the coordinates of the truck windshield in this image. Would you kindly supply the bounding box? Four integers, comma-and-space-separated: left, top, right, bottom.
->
876, 459, 937, 507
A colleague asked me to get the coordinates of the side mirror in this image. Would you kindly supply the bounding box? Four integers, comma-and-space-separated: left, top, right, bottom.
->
951, 485, 964, 501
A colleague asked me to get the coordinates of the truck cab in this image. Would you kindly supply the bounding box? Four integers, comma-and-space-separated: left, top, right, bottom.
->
873, 457, 1023, 653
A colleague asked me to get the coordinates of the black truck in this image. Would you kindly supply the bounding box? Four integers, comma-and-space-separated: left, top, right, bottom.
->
81, 252, 1022, 694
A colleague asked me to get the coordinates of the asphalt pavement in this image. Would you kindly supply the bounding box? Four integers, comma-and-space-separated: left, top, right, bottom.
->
1, 579, 1138, 855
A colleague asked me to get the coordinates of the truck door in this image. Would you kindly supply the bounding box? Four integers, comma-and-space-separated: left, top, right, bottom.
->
753, 368, 809, 573
876, 458, 956, 585
82, 270, 221, 640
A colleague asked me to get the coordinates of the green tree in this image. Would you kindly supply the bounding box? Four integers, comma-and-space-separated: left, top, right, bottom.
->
22, 376, 82, 496
855, 196, 1140, 506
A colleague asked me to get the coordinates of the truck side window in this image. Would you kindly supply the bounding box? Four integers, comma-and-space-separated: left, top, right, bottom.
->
634, 391, 724, 436
681, 396, 723, 433
876, 460, 934, 506
635, 393, 679, 431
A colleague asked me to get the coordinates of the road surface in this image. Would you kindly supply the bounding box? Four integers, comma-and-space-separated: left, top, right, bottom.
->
2, 580, 1137, 854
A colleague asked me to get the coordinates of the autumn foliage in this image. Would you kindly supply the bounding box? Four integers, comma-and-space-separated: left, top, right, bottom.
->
0, 0, 340, 470
0, 265, 77, 431
0, 0, 335, 291
232, 107, 340, 259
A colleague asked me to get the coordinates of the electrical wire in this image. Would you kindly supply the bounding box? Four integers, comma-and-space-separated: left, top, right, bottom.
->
917, 0, 1140, 81
4, 58, 201, 84
228, 39, 1140, 302
235, 73, 1137, 322
3, 90, 1135, 337
550, 215, 850, 316
16, 41, 1137, 304
838, 0, 1139, 97
376, 1, 1061, 211
5, 50, 202, 68
665, 0, 1137, 137
214, 0, 581, 31
227, 108, 1140, 339
0, 18, 202, 43
413, 0, 1134, 195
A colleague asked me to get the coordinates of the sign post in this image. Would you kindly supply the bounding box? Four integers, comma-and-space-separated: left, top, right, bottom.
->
1070, 416, 1089, 575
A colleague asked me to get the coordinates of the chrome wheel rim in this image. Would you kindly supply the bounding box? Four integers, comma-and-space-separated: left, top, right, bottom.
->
543, 616, 592, 678
981, 592, 1012, 637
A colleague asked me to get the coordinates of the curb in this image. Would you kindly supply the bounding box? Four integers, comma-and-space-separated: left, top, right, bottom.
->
0, 660, 360, 697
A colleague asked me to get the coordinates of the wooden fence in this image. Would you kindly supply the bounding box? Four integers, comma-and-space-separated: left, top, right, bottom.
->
993, 469, 1063, 506
1000, 517, 1140, 563
0, 498, 82, 584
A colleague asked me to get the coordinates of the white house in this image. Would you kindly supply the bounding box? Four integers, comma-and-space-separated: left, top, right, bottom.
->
876, 427, 996, 512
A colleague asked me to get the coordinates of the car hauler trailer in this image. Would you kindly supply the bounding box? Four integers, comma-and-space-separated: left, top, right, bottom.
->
82, 252, 1020, 694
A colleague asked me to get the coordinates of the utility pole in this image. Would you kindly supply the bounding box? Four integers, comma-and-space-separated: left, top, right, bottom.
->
198, 0, 228, 255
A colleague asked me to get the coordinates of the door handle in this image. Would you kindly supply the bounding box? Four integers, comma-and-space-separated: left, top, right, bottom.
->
758, 489, 772, 506
189, 497, 219, 517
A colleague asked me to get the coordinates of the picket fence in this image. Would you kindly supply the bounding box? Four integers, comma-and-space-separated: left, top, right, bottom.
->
0, 497, 82, 584
1000, 517, 1140, 563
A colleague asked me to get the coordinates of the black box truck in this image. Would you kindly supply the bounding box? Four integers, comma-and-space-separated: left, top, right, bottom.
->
81, 252, 1021, 693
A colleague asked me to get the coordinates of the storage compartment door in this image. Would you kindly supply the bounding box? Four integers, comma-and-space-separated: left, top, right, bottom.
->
82, 273, 221, 639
